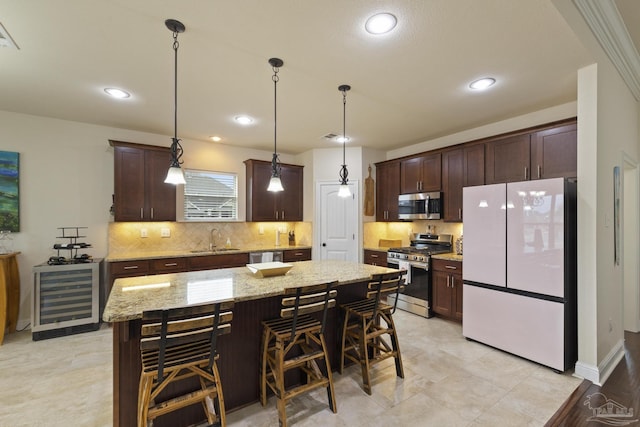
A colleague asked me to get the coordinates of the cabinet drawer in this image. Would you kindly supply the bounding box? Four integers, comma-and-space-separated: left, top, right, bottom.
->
188, 253, 249, 271
109, 260, 150, 276
283, 248, 311, 262
432, 258, 462, 272
151, 257, 188, 273
364, 249, 386, 266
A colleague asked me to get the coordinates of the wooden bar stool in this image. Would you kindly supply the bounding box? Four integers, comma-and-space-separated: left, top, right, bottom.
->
339, 271, 406, 395
260, 281, 338, 427
138, 301, 234, 427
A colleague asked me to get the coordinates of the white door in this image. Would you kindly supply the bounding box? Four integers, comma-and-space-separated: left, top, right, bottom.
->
507, 178, 565, 297
462, 183, 507, 287
316, 182, 358, 262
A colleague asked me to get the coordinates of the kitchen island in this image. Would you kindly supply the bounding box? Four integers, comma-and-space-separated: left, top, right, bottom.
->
103, 259, 398, 427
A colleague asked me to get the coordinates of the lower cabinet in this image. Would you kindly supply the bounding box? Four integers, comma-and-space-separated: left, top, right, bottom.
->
187, 253, 249, 271
364, 249, 386, 266
431, 258, 463, 320
283, 248, 312, 262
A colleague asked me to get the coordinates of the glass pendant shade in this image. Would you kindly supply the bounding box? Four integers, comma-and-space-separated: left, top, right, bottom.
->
338, 183, 351, 198
164, 166, 186, 185
267, 175, 284, 192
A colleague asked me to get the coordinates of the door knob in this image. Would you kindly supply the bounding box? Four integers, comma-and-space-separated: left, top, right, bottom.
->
322, 243, 327, 247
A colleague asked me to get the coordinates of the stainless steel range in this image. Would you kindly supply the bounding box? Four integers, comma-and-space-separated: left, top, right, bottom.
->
387, 233, 452, 318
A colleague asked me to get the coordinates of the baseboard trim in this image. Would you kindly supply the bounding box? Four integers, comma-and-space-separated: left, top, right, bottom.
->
574, 338, 625, 385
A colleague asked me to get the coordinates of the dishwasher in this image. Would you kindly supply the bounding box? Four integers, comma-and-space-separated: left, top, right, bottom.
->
249, 251, 283, 263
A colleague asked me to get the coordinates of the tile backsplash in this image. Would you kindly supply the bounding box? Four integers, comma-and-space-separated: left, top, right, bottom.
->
108, 221, 312, 255
364, 220, 463, 248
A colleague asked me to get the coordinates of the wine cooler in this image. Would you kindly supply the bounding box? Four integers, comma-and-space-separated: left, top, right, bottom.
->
32, 260, 103, 340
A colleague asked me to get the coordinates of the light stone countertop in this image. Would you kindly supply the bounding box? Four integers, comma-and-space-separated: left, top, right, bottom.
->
105, 245, 312, 262
103, 259, 398, 323
432, 252, 463, 262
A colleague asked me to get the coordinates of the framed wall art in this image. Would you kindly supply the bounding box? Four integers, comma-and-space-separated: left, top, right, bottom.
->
0, 151, 19, 232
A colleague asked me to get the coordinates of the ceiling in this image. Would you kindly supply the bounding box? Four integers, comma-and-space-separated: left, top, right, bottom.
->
0, 1, 636, 154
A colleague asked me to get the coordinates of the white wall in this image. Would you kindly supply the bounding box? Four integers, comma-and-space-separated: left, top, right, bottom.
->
0, 110, 283, 329
554, 0, 640, 384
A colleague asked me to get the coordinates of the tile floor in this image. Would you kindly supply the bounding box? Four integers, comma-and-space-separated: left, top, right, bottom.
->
0, 310, 581, 427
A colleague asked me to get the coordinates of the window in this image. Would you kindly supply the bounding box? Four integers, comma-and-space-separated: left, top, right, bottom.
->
182, 169, 238, 221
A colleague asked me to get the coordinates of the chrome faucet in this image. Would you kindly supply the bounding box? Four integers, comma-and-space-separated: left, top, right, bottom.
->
209, 228, 221, 251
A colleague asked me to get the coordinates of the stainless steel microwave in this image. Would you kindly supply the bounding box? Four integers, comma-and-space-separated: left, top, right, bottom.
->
398, 192, 442, 220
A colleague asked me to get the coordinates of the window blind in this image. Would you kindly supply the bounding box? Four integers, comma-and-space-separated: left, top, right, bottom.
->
183, 169, 238, 220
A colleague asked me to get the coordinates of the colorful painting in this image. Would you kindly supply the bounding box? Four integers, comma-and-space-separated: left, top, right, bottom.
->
0, 151, 19, 232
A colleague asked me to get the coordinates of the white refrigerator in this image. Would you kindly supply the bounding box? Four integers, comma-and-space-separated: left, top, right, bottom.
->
462, 177, 577, 371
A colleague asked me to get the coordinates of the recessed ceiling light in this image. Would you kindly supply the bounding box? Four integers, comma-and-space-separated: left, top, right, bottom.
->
365, 13, 397, 35
234, 115, 253, 125
104, 88, 131, 98
210, 136, 222, 142
335, 136, 350, 143
469, 78, 496, 90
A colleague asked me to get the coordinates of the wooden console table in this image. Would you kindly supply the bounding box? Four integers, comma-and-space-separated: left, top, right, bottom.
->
0, 252, 20, 345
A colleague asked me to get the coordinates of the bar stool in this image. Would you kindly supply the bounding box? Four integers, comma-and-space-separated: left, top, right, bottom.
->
339, 271, 406, 395
260, 281, 338, 427
137, 301, 234, 427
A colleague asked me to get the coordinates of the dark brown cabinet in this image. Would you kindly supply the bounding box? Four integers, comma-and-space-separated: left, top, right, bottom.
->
485, 134, 531, 184
442, 149, 464, 222
283, 248, 312, 262
375, 161, 400, 222
431, 258, 462, 320
442, 144, 485, 222
364, 249, 386, 266
485, 120, 577, 184
187, 253, 249, 271
245, 159, 304, 222
531, 123, 577, 179
400, 153, 441, 194
111, 140, 176, 222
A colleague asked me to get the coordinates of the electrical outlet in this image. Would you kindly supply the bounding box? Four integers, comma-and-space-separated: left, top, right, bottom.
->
140, 228, 148, 238
609, 318, 613, 332
161, 228, 170, 238
259, 225, 264, 235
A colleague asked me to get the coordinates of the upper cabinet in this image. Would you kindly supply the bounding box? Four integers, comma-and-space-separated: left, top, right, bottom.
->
442, 144, 485, 222
400, 152, 441, 194
110, 140, 176, 222
530, 123, 577, 180
245, 159, 303, 222
485, 134, 531, 184
375, 161, 400, 222
485, 120, 577, 184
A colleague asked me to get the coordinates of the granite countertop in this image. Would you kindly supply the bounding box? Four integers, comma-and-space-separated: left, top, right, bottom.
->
432, 252, 463, 262
106, 245, 312, 262
103, 259, 397, 323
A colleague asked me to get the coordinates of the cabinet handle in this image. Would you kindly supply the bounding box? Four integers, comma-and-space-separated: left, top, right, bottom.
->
275, 211, 278, 220
451, 275, 455, 287
445, 265, 457, 270
140, 208, 143, 219
150, 207, 154, 219
537, 165, 541, 179
446, 276, 450, 287
164, 262, 177, 267
282, 211, 285, 220
524, 167, 528, 180
371, 254, 378, 258
123, 265, 139, 270
458, 208, 462, 220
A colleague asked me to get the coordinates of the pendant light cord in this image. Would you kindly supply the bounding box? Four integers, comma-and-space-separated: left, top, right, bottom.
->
273, 65, 279, 158
342, 88, 347, 166
173, 31, 179, 142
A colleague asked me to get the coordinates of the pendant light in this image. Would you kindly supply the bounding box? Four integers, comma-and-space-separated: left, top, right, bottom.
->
164, 19, 187, 185
267, 58, 285, 192
337, 84, 351, 198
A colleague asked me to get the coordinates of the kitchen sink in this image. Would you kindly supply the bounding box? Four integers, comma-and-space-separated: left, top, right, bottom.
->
190, 248, 240, 253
